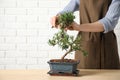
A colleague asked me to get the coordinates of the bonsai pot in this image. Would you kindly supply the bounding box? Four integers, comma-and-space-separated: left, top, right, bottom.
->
48, 59, 80, 75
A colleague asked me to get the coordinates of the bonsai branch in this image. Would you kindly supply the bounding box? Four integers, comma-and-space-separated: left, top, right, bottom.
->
61, 45, 72, 60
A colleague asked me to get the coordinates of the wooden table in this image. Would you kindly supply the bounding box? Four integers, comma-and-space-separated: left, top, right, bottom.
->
0, 69, 120, 80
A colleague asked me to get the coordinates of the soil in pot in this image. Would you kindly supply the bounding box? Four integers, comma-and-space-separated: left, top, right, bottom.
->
50, 59, 79, 63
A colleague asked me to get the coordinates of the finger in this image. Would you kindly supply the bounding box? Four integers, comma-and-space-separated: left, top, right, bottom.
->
50, 17, 54, 28
57, 25, 61, 29
50, 16, 56, 28
67, 26, 74, 30
53, 16, 57, 27
50, 20, 54, 28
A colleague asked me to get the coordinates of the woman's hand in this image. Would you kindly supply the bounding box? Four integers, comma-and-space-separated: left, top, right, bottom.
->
50, 14, 60, 28
50, 16, 57, 28
65, 22, 80, 31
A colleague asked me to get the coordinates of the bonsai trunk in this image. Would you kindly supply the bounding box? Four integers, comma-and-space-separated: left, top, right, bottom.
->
61, 46, 72, 60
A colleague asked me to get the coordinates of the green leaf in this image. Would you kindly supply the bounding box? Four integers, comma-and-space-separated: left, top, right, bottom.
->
81, 50, 88, 56
48, 39, 56, 46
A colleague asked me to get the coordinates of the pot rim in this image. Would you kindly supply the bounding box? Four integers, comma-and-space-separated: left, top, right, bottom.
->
47, 60, 80, 64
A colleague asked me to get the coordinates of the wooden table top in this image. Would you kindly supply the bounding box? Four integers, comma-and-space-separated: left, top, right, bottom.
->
0, 69, 120, 80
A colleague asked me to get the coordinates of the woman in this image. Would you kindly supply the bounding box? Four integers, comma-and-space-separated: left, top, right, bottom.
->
51, 0, 120, 69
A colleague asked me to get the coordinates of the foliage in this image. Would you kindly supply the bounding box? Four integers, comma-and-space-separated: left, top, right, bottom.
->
48, 12, 88, 59
57, 12, 75, 29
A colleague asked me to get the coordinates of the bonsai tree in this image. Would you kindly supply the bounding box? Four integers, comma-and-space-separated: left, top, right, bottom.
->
48, 12, 87, 60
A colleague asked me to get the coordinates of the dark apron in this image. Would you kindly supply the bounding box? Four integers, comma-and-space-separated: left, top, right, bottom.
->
75, 0, 119, 69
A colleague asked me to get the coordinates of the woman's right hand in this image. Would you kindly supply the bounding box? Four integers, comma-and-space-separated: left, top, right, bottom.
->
50, 16, 58, 28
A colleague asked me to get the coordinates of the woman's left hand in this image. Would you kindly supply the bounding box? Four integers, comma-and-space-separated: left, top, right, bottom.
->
65, 22, 80, 31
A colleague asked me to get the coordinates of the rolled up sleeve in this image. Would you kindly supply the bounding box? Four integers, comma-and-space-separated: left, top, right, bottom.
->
58, 0, 80, 14
99, 0, 120, 33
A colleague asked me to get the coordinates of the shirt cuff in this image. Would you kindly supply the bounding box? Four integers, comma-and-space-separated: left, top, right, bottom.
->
99, 18, 110, 33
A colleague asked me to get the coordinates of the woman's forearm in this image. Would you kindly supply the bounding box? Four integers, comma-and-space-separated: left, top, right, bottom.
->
77, 22, 104, 32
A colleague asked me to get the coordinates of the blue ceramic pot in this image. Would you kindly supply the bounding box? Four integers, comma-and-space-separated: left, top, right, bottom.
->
48, 60, 80, 73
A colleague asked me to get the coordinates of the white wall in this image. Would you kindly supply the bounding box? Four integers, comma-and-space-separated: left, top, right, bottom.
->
0, 0, 119, 69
